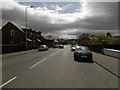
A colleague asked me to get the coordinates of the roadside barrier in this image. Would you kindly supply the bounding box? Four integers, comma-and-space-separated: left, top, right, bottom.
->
103, 48, 120, 59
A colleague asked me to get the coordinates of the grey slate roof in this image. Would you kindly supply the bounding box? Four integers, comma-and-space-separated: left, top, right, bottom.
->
41, 34, 53, 40
2, 21, 31, 33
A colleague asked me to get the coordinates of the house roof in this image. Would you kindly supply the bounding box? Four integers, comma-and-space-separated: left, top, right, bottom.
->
2, 21, 32, 33
2, 21, 43, 37
26, 38, 32, 42
11, 22, 26, 29
54, 40, 58, 42
41, 34, 53, 40
37, 39, 41, 42
2, 21, 25, 33
31, 30, 37, 34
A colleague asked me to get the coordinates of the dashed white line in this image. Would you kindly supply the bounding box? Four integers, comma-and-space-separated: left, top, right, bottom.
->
0, 76, 17, 88
50, 53, 55, 56
30, 50, 59, 68
55, 50, 59, 53
30, 58, 47, 68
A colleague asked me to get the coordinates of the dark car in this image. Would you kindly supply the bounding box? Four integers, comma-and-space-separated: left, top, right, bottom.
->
59, 45, 64, 49
74, 46, 92, 61
38, 45, 49, 51
53, 44, 59, 48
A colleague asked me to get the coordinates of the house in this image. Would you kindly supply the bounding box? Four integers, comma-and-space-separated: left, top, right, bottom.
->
37, 32, 54, 47
42, 35, 54, 47
2, 21, 40, 49
54, 40, 59, 45
1, 21, 54, 53
2, 21, 27, 53
2, 21, 25, 45
1, 21, 39, 53
31, 30, 40, 48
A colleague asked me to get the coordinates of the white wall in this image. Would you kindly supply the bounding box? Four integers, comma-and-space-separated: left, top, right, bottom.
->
103, 48, 120, 59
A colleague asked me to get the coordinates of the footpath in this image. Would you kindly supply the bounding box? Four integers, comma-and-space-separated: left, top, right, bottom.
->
93, 52, 119, 78
2, 49, 38, 59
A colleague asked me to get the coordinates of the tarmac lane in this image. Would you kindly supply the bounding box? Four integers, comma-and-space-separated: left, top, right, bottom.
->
2, 48, 59, 85
1, 45, 118, 88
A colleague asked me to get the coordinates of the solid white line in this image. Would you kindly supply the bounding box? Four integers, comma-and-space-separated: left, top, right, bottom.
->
0, 76, 17, 88
30, 58, 47, 68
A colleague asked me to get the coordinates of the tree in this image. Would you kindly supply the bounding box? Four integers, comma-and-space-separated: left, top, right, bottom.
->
91, 34, 120, 44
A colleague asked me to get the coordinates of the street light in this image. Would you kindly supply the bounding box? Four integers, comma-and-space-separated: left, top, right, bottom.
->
25, 6, 34, 50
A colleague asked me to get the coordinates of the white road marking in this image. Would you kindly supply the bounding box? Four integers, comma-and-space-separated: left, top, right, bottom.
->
30, 50, 59, 68
55, 50, 59, 53
50, 53, 55, 56
51, 50, 60, 56
0, 76, 17, 88
30, 58, 47, 68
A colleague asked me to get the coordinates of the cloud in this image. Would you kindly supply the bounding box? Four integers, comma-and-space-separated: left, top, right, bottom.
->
51, 5, 64, 11
1, 0, 118, 39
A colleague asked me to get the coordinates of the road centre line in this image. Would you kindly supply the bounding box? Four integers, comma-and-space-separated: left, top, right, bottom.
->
30, 58, 47, 68
30, 50, 59, 68
50, 50, 59, 56
0, 76, 17, 88
50, 53, 55, 56
55, 50, 59, 53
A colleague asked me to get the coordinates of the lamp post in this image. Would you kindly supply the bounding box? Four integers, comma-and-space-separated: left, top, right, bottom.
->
25, 6, 34, 50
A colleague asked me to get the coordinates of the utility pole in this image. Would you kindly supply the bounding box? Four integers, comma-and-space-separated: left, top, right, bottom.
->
25, 6, 34, 50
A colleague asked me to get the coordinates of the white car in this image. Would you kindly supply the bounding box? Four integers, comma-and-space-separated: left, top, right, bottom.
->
59, 45, 64, 49
38, 45, 49, 51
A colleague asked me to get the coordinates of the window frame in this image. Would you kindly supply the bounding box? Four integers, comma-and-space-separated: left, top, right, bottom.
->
11, 30, 15, 37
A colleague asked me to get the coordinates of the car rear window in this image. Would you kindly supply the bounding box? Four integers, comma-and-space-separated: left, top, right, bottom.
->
39, 45, 46, 48
76, 46, 90, 51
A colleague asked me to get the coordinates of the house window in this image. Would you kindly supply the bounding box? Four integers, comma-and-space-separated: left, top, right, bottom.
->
11, 30, 15, 36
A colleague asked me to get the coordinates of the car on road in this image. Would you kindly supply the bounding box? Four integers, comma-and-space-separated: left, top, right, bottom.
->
71, 46, 76, 51
53, 44, 59, 48
74, 46, 92, 62
59, 45, 64, 49
38, 45, 49, 51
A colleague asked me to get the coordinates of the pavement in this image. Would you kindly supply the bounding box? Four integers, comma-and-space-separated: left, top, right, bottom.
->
2, 49, 38, 59
1, 45, 118, 88
93, 52, 119, 77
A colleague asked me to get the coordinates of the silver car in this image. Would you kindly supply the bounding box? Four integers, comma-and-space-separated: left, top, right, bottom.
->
38, 45, 49, 51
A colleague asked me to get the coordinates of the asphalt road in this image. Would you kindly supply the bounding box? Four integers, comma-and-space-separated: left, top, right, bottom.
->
2, 45, 118, 88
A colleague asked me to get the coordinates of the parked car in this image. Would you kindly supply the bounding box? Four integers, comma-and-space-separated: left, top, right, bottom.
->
38, 45, 49, 51
59, 45, 64, 49
74, 46, 92, 61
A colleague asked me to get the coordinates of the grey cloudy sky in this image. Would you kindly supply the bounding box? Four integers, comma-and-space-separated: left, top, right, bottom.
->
1, 0, 119, 39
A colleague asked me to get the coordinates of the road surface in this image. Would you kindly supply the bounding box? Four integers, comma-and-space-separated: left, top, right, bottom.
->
2, 45, 118, 88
